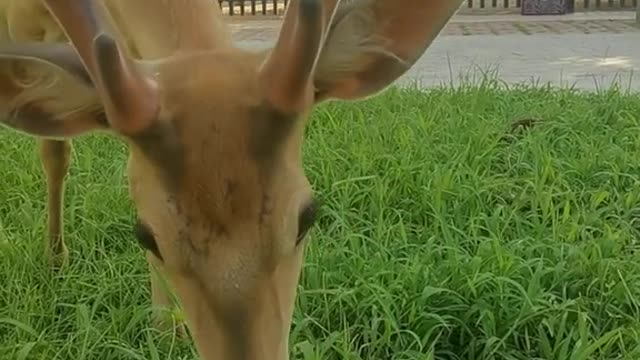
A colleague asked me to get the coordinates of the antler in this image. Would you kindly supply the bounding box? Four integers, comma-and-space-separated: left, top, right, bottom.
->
42, 0, 159, 135
259, 0, 341, 113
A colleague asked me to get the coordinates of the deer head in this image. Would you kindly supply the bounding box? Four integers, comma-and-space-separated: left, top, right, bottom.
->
0, 0, 463, 358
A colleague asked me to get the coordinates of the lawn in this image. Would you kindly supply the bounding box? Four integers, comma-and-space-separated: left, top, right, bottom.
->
1, 81, 640, 360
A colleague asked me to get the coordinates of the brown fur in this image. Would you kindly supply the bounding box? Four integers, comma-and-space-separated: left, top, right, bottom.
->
0, 0, 464, 359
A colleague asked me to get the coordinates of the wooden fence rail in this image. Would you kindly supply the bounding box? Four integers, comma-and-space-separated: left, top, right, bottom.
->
218, 0, 287, 16
217, 0, 638, 16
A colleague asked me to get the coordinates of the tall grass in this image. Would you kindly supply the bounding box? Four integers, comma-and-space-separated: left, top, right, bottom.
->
1, 82, 640, 359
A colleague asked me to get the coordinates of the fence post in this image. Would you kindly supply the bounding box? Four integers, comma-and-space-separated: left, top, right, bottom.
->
636, 0, 640, 24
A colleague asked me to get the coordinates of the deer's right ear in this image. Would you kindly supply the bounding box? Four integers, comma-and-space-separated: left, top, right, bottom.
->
0, 42, 108, 139
312, 0, 463, 103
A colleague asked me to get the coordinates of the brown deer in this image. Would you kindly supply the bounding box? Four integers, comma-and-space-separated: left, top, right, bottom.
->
0, 0, 463, 359
0, 0, 144, 268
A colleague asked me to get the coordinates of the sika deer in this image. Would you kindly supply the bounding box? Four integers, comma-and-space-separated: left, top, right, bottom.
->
0, 0, 463, 358
0, 0, 141, 268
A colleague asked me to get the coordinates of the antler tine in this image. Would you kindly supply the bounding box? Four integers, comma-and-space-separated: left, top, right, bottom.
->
259, 0, 341, 113
42, 0, 159, 135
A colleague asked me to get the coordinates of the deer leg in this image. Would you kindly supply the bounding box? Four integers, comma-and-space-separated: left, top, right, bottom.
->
38, 139, 71, 269
146, 252, 187, 338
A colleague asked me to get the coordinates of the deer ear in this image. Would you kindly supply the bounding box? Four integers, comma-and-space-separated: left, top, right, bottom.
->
0, 42, 107, 139
313, 0, 462, 102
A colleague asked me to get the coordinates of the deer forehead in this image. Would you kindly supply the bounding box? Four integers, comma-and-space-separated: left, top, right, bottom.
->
150, 49, 300, 156
125, 50, 310, 256
155, 49, 267, 107
127, 152, 307, 283
126, 142, 307, 280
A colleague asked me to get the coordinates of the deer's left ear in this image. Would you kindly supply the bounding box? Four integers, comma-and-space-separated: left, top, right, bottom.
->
312, 0, 463, 103
0, 42, 108, 139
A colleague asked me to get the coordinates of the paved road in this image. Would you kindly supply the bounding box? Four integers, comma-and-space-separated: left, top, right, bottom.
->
397, 32, 640, 91
230, 15, 640, 92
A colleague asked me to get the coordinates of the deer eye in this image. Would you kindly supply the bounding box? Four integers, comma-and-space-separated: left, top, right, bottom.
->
296, 200, 318, 245
134, 219, 163, 261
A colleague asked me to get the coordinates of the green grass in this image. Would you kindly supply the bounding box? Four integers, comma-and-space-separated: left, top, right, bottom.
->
2, 81, 640, 359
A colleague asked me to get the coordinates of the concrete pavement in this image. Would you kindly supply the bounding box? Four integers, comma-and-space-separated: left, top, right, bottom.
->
398, 32, 640, 91
229, 11, 640, 92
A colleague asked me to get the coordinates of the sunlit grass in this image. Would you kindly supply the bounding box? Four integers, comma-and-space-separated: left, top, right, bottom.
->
2, 81, 640, 359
